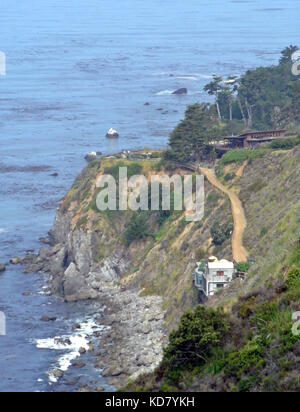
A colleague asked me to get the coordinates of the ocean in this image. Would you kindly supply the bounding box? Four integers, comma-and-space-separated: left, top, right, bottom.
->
0, 0, 298, 391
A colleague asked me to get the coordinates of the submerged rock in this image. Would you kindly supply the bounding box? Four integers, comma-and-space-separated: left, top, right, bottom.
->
106, 128, 119, 138
96, 385, 104, 392
50, 369, 64, 379
41, 315, 57, 322
172, 87, 187, 95
72, 360, 85, 369
39, 237, 51, 245
0, 263, 6, 272
10, 257, 22, 265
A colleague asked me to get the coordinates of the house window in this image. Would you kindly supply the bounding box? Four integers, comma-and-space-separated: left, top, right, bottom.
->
217, 271, 224, 276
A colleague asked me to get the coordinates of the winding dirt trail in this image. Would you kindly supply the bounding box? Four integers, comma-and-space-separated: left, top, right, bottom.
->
200, 167, 248, 262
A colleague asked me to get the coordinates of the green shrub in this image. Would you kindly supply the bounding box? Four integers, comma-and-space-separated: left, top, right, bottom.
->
286, 266, 300, 289
124, 213, 152, 245
236, 262, 250, 272
238, 376, 259, 392
248, 178, 267, 193
219, 148, 267, 167
220, 149, 250, 165
226, 338, 264, 378
210, 220, 233, 246
195, 248, 206, 261
224, 172, 236, 182
76, 215, 88, 228
150, 151, 162, 159
260, 227, 268, 237
269, 136, 300, 150
104, 162, 143, 181
161, 306, 230, 383
206, 191, 220, 207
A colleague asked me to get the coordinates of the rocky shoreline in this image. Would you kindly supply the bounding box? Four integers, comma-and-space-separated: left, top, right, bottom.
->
18, 200, 167, 389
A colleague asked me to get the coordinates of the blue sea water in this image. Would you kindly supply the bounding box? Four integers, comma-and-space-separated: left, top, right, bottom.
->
0, 0, 298, 391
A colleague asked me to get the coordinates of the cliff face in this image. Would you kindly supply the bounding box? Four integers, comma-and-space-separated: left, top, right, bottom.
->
36, 158, 232, 327
25, 156, 234, 386
125, 146, 300, 392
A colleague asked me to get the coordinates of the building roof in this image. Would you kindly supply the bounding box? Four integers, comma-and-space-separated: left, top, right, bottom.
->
208, 259, 234, 270
239, 129, 286, 137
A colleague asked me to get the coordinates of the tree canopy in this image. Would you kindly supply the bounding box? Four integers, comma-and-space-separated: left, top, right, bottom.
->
167, 46, 300, 162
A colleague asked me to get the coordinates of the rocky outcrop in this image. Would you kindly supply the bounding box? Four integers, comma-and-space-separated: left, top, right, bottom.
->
172, 88, 187, 95
95, 288, 166, 387
85, 152, 102, 162
24, 194, 166, 387
106, 128, 119, 138
0, 263, 6, 272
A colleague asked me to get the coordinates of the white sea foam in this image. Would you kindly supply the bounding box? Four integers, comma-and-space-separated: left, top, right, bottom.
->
0, 228, 7, 234
34, 318, 105, 384
175, 76, 198, 81
155, 89, 174, 95
198, 73, 214, 79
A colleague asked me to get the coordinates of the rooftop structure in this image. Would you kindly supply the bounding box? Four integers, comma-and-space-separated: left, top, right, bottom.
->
194, 257, 235, 297
214, 129, 287, 155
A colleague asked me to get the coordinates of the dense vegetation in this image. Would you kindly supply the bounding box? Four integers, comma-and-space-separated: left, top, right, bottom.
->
126, 239, 300, 392
167, 46, 300, 162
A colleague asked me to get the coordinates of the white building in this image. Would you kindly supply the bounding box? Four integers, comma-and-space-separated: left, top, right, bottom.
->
194, 257, 235, 297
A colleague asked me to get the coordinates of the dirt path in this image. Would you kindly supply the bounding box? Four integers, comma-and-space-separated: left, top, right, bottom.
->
200, 167, 248, 262
236, 160, 248, 178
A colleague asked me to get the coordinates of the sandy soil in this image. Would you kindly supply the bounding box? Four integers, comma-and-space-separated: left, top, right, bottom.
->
200, 167, 248, 262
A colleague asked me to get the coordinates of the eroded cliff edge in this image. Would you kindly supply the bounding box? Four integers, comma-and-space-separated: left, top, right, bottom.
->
25, 156, 233, 386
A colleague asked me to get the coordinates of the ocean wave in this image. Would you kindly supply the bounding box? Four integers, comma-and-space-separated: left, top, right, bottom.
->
198, 74, 214, 79
0, 228, 7, 234
175, 76, 198, 81
155, 90, 174, 96
34, 318, 105, 384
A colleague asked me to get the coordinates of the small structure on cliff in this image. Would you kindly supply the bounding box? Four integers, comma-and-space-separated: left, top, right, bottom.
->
214, 129, 287, 156
194, 256, 235, 297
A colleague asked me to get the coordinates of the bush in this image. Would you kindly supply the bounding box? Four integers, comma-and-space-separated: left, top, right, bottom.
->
236, 262, 250, 272
219, 148, 267, 167
195, 248, 206, 261
226, 338, 264, 378
210, 220, 233, 246
219, 149, 249, 165
124, 213, 152, 245
248, 178, 266, 193
206, 191, 220, 207
161, 306, 230, 382
150, 151, 162, 159
286, 266, 300, 289
104, 162, 143, 182
224, 172, 236, 182
269, 136, 300, 150
260, 227, 268, 238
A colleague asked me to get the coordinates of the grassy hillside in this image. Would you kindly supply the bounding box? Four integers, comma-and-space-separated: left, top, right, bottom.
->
125, 145, 300, 392
60, 155, 234, 331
